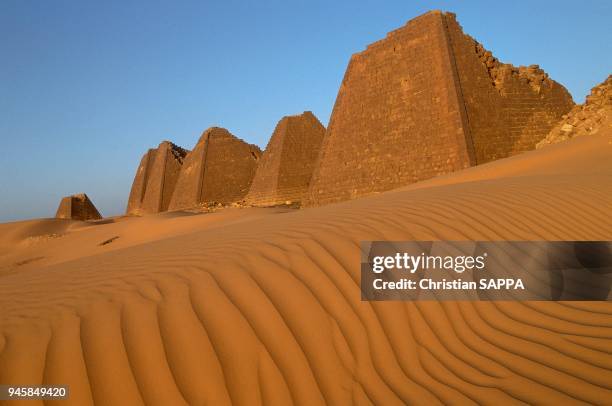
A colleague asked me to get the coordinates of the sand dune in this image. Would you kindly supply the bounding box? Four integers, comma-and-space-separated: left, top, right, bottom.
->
0, 133, 611, 405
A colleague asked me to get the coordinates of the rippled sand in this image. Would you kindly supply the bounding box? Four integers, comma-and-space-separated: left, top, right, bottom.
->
0, 134, 611, 405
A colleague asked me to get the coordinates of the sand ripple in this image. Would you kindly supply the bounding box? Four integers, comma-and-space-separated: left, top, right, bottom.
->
0, 136, 611, 405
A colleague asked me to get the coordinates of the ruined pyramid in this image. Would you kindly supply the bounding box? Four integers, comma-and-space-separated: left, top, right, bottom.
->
168, 127, 261, 210
126, 141, 189, 215
537, 75, 611, 148
306, 10, 575, 206
55, 193, 102, 221
245, 111, 325, 206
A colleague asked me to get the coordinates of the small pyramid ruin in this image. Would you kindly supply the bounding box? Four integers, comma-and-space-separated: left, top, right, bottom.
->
168, 127, 261, 210
537, 75, 612, 148
245, 111, 325, 206
55, 193, 102, 221
306, 10, 575, 206
126, 141, 189, 215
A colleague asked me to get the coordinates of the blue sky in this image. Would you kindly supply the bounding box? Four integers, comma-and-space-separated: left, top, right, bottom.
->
1, 0, 610, 222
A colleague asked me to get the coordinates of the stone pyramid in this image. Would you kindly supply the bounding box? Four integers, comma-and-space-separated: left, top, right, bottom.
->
55, 193, 102, 221
168, 127, 261, 210
126, 141, 189, 215
245, 111, 325, 206
306, 10, 574, 206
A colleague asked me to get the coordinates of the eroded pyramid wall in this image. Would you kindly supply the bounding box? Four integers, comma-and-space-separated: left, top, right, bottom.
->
306, 10, 574, 206
168, 127, 261, 210
246, 111, 325, 206
443, 13, 574, 162
126, 141, 188, 215
537, 75, 611, 148
55, 193, 102, 221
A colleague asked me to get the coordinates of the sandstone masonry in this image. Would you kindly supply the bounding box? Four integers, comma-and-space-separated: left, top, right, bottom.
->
245, 111, 325, 206
126, 141, 189, 215
55, 193, 102, 221
168, 127, 261, 210
537, 75, 611, 148
305, 10, 574, 206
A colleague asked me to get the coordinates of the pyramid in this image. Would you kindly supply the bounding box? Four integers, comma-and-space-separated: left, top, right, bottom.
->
126, 141, 189, 215
168, 127, 261, 210
245, 111, 325, 206
55, 193, 102, 221
306, 10, 574, 206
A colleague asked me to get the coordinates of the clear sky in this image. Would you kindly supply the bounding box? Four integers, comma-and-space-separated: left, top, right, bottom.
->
1, 0, 610, 222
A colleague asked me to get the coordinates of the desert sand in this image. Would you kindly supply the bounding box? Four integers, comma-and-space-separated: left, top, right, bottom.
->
0, 132, 611, 405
